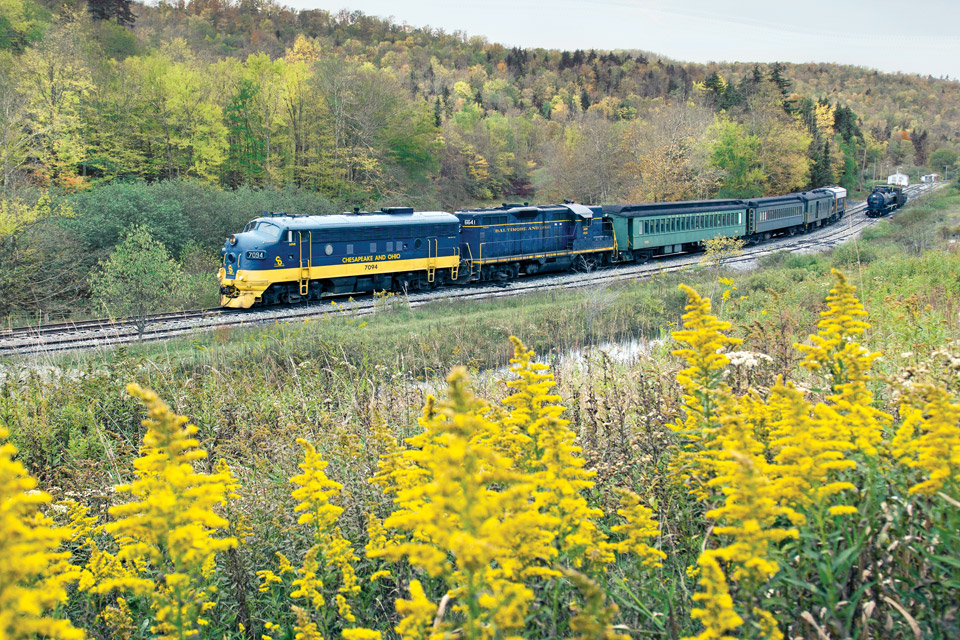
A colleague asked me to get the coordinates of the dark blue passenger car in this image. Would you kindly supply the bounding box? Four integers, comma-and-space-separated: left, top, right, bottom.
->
454, 203, 614, 281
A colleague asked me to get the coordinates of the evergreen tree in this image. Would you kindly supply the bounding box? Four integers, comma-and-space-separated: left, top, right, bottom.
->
86, 0, 135, 26
833, 105, 862, 143
809, 140, 834, 187
769, 62, 791, 97
911, 128, 929, 166
580, 87, 590, 111
433, 97, 442, 127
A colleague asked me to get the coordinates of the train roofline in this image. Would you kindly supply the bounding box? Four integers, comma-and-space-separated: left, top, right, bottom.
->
246, 211, 461, 229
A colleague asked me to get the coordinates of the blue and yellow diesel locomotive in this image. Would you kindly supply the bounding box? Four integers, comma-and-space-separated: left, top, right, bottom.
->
218, 187, 848, 308
218, 208, 460, 308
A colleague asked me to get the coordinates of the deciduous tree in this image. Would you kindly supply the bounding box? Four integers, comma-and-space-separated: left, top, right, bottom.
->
90, 225, 183, 335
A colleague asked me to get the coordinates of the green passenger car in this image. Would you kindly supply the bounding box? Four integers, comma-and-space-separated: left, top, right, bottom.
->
601, 199, 748, 262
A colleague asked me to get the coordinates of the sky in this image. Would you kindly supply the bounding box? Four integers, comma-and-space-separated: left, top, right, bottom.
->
281, 0, 960, 79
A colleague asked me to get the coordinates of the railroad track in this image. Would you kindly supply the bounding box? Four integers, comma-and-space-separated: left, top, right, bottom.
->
0, 183, 940, 357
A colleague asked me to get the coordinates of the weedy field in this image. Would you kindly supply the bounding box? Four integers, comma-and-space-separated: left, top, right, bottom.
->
1, 187, 960, 640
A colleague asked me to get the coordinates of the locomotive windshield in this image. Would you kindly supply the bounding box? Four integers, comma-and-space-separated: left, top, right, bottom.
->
252, 221, 282, 240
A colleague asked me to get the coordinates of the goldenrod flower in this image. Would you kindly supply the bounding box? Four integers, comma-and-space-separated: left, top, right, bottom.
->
257, 569, 283, 592
290, 546, 325, 609
610, 490, 666, 568
892, 383, 960, 495
341, 629, 383, 640
394, 580, 440, 640
0, 427, 84, 640
670, 284, 744, 500
370, 366, 553, 636
767, 378, 857, 518
291, 438, 344, 532
795, 270, 889, 455
503, 337, 610, 569
684, 552, 743, 640
106, 384, 238, 640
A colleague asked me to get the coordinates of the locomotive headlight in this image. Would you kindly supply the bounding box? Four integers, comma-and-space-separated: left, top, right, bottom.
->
229, 234, 237, 245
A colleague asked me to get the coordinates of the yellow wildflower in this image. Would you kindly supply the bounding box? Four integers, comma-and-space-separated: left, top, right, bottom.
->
292, 605, 324, 640
290, 546, 325, 609
0, 427, 84, 640
336, 593, 355, 624
670, 284, 744, 500
107, 384, 238, 640
767, 378, 857, 518
342, 630, 383, 640
99, 596, 135, 640
892, 383, 960, 495
371, 367, 547, 636
291, 438, 344, 532
684, 552, 743, 640
257, 569, 283, 592
502, 337, 609, 570
394, 580, 440, 640
706, 451, 798, 587
277, 552, 295, 575
795, 270, 889, 455
58, 498, 100, 544
827, 505, 859, 516
610, 489, 666, 568
78, 541, 150, 595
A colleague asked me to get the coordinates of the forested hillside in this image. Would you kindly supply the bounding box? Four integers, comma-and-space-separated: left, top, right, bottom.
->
2, 0, 959, 320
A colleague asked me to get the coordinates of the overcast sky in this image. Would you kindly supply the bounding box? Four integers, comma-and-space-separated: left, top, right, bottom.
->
282, 0, 960, 79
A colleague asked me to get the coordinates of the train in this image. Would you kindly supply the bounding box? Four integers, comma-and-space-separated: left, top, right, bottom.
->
218, 187, 847, 309
866, 185, 906, 218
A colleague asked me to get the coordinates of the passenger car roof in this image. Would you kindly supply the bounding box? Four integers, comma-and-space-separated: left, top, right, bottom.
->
602, 199, 746, 218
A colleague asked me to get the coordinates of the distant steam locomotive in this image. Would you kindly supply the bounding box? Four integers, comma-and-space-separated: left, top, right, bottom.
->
866, 185, 906, 218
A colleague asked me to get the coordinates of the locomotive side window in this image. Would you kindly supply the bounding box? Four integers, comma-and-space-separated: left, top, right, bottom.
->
324, 244, 333, 256
386, 242, 393, 251
346, 244, 354, 255
370, 243, 376, 253
415, 238, 423, 249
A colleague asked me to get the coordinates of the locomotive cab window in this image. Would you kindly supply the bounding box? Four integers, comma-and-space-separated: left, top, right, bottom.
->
251, 221, 282, 241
